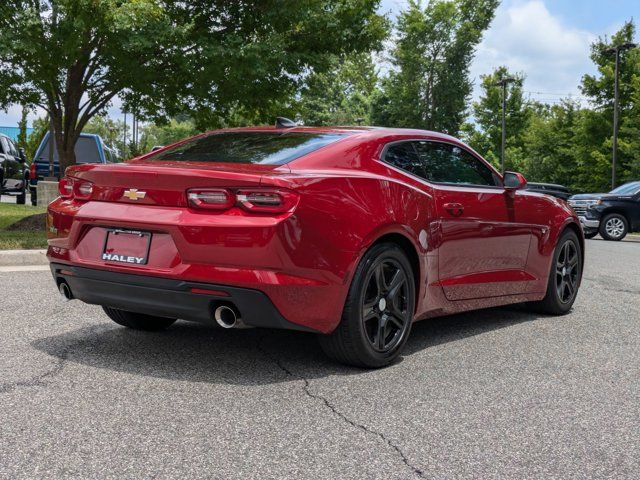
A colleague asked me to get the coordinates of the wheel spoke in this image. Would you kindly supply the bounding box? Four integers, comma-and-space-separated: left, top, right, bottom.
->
376, 319, 386, 350
387, 269, 406, 300
373, 264, 386, 296
362, 301, 378, 322
387, 313, 404, 329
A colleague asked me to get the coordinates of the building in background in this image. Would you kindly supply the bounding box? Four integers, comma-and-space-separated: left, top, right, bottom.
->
0, 126, 34, 142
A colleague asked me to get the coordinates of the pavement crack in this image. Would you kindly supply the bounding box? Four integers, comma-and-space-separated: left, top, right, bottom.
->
0, 349, 69, 394
257, 334, 425, 478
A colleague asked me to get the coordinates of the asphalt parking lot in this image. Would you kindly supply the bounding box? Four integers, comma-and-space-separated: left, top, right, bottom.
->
1, 239, 638, 479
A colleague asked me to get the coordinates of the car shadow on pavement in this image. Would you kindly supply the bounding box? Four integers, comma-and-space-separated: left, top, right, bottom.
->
32, 305, 538, 385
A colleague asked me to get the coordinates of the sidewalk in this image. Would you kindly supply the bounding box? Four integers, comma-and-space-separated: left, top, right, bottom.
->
0, 249, 48, 267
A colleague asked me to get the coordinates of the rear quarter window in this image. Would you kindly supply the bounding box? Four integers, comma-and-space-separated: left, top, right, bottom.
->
146, 132, 347, 165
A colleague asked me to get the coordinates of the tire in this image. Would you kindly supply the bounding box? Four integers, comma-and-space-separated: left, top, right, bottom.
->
583, 231, 598, 239
102, 306, 176, 331
16, 187, 26, 205
30, 188, 37, 206
318, 242, 416, 368
527, 229, 582, 315
599, 213, 628, 241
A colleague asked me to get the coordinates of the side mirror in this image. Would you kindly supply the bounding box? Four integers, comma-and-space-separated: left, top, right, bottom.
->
503, 171, 527, 190
19, 148, 27, 163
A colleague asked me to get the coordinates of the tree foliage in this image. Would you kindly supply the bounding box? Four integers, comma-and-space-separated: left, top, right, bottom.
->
0, 0, 387, 172
465, 21, 640, 193
297, 53, 378, 126
371, 0, 499, 134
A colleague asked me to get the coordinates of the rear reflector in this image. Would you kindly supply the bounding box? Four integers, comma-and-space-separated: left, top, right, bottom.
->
190, 288, 230, 297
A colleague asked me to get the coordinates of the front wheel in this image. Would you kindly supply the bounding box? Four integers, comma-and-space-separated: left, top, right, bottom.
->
599, 213, 628, 241
102, 306, 176, 331
16, 187, 26, 205
527, 229, 582, 315
318, 243, 416, 368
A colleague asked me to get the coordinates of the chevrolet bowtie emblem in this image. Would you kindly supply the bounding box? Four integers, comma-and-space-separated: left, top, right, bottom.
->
123, 189, 146, 201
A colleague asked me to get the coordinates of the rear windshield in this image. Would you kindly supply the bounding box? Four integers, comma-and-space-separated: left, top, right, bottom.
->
146, 132, 346, 165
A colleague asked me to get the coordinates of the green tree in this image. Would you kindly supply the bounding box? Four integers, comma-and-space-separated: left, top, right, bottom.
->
83, 115, 129, 159
16, 107, 29, 151
25, 117, 49, 162
298, 53, 378, 126
578, 20, 640, 189
464, 67, 529, 169
521, 100, 582, 189
371, 0, 499, 134
0, 1, 387, 173
138, 119, 200, 153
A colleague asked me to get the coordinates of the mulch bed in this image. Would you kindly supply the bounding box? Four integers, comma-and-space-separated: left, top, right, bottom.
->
5, 213, 47, 232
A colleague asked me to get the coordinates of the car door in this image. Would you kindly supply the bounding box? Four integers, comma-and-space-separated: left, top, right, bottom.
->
412, 140, 533, 301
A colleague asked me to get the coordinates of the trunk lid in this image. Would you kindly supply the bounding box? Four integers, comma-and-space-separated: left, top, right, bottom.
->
68, 161, 291, 207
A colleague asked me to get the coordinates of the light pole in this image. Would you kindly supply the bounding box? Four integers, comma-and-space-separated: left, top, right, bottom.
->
495, 77, 516, 174
605, 42, 636, 189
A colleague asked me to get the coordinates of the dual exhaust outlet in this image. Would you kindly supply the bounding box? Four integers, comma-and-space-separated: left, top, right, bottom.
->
58, 278, 241, 329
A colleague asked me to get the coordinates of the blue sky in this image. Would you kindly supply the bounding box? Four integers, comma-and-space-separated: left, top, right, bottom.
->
1, 0, 639, 127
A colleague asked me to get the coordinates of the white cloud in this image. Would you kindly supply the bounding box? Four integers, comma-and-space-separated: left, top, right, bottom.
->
470, 0, 597, 102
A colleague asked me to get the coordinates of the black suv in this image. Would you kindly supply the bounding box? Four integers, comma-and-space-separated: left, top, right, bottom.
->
0, 133, 29, 204
568, 181, 640, 241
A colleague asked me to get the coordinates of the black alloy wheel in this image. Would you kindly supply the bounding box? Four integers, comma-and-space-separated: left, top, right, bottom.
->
527, 229, 582, 315
361, 259, 411, 353
318, 242, 416, 368
555, 239, 580, 304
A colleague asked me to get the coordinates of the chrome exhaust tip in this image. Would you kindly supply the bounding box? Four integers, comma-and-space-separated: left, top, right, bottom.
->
59, 282, 73, 301
214, 305, 238, 329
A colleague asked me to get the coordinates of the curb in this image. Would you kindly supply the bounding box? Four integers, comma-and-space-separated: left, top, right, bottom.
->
0, 249, 48, 267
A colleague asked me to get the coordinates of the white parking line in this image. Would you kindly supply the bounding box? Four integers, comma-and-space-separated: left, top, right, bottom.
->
0, 265, 50, 273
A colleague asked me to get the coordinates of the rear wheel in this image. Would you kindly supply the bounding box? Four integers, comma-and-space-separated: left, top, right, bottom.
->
528, 229, 582, 315
16, 186, 26, 205
318, 243, 415, 368
102, 306, 176, 331
599, 213, 628, 241
30, 188, 37, 206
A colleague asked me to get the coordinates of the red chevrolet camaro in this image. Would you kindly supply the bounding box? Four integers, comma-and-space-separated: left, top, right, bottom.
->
47, 122, 584, 367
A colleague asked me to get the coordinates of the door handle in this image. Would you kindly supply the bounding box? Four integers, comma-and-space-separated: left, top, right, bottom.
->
444, 202, 464, 217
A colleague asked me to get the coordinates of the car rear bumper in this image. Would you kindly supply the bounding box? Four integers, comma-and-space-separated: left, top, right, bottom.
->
50, 263, 319, 332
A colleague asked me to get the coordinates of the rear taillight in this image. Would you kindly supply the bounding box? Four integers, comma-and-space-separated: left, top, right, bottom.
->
186, 188, 299, 214
58, 177, 74, 199
29, 162, 36, 181
187, 189, 235, 210
58, 177, 93, 201
236, 189, 299, 213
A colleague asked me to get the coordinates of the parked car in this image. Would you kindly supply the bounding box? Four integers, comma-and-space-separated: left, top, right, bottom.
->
0, 133, 29, 203
47, 123, 584, 368
525, 182, 571, 200
568, 181, 640, 240
29, 131, 119, 205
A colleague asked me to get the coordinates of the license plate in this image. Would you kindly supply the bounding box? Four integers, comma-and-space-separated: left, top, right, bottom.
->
102, 229, 151, 265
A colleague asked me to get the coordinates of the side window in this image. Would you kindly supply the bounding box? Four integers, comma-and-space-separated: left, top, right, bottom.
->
414, 141, 500, 187
383, 142, 425, 179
